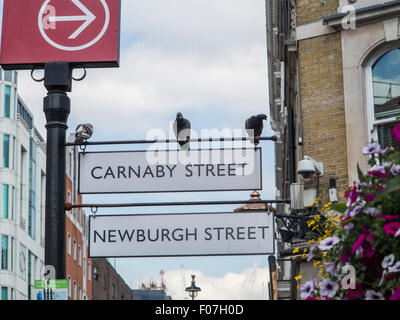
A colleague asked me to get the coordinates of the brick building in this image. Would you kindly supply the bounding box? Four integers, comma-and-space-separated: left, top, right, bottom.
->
65, 138, 92, 300
266, 0, 400, 299
91, 258, 132, 300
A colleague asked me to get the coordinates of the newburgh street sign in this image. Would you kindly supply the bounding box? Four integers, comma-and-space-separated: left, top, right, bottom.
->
89, 211, 274, 258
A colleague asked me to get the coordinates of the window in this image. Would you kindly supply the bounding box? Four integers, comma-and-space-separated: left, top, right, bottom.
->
2, 235, 8, 270
28, 138, 36, 239
67, 275, 71, 298
78, 245, 82, 266
73, 281, 77, 300
93, 265, 98, 280
3, 134, 10, 168
4, 70, 12, 82
79, 287, 82, 300
4, 85, 11, 118
2, 185, 9, 219
88, 262, 92, 281
73, 239, 77, 261
67, 233, 71, 255
10, 237, 14, 272
1, 287, 7, 300
369, 48, 400, 151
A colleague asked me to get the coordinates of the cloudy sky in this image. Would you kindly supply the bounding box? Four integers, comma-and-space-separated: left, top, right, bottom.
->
15, 0, 274, 300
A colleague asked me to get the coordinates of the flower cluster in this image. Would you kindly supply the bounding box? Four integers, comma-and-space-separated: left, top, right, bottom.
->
299, 122, 400, 300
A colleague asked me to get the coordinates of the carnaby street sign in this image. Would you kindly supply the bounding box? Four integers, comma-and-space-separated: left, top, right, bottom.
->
89, 211, 275, 258
0, 0, 121, 69
78, 148, 262, 194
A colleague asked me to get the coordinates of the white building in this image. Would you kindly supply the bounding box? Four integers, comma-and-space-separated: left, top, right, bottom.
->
0, 68, 46, 300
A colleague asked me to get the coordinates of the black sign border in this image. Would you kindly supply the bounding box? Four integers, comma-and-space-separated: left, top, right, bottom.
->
77, 148, 263, 195
88, 210, 276, 258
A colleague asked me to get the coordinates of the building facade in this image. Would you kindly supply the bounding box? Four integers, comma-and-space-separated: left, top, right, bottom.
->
91, 258, 133, 300
65, 138, 92, 300
0, 68, 46, 300
266, 0, 400, 299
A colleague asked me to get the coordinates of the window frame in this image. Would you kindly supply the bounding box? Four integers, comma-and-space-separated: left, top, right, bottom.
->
365, 46, 400, 145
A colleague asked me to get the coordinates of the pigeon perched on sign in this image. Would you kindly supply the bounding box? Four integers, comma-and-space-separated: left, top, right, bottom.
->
74, 123, 93, 144
245, 114, 267, 146
173, 113, 191, 150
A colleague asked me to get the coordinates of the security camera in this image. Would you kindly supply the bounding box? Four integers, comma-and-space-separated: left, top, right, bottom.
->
297, 156, 323, 179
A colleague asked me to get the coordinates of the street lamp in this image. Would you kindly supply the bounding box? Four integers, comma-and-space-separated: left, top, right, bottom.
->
185, 275, 201, 300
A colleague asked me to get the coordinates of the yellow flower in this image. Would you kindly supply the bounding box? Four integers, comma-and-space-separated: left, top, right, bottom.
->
295, 274, 303, 282
313, 260, 320, 267
307, 239, 315, 245
308, 220, 316, 227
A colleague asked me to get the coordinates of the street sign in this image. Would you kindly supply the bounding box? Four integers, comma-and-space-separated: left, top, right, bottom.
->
89, 211, 275, 258
78, 148, 262, 194
34, 280, 69, 300
0, 0, 121, 69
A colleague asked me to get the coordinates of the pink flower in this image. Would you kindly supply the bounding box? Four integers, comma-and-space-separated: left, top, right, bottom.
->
374, 214, 400, 221
368, 166, 389, 179
351, 233, 368, 255
306, 296, 318, 300
383, 222, 400, 236
390, 287, 400, 300
347, 283, 364, 300
391, 123, 400, 142
365, 194, 376, 203
340, 252, 350, 263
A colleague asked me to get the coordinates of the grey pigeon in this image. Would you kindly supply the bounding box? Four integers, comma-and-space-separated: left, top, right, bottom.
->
74, 123, 93, 144
173, 113, 191, 150
245, 114, 267, 146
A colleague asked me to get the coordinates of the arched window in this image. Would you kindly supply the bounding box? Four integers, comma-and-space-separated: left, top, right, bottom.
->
368, 48, 400, 151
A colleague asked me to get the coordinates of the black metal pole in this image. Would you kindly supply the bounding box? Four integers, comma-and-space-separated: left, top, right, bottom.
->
43, 62, 72, 280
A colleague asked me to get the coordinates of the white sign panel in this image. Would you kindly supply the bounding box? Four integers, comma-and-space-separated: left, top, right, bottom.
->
89, 212, 275, 258
78, 148, 262, 194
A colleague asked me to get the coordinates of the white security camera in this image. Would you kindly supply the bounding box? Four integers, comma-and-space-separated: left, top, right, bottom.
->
297, 156, 323, 179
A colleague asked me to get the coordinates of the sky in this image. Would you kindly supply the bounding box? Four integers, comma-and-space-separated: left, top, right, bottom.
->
13, 0, 275, 300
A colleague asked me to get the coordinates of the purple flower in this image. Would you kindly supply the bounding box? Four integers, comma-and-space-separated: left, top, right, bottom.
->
344, 222, 354, 233
351, 233, 367, 255
365, 194, 377, 203
341, 252, 350, 263
318, 236, 340, 251
363, 142, 382, 155
324, 262, 339, 277
365, 290, 384, 300
364, 207, 380, 215
300, 280, 315, 300
319, 278, 339, 298
383, 222, 400, 236
368, 165, 389, 179
350, 205, 363, 217
382, 254, 395, 269
346, 184, 360, 207
388, 261, 400, 273
347, 283, 364, 300
391, 123, 400, 142
390, 287, 400, 300
390, 164, 400, 176
363, 245, 376, 259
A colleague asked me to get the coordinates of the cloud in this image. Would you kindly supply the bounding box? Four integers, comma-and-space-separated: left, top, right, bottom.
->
165, 266, 270, 300
16, 0, 269, 141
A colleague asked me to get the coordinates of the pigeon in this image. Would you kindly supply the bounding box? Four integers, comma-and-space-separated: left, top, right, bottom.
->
74, 123, 93, 144
173, 113, 191, 150
245, 114, 267, 146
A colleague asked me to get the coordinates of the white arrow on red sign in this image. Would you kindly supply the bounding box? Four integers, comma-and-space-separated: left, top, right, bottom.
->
48, 0, 96, 39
